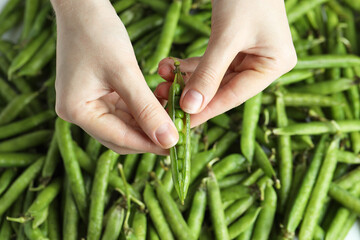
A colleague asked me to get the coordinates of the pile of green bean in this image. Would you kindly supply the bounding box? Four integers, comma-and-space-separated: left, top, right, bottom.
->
0, 0, 360, 239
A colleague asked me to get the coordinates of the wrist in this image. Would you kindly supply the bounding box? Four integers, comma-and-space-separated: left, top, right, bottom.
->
51, 0, 113, 22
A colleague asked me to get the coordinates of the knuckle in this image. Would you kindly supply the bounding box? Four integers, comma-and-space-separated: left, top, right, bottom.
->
136, 102, 160, 124
55, 98, 83, 124
193, 66, 218, 88
276, 46, 298, 72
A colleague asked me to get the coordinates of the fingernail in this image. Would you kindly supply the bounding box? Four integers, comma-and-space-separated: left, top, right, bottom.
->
182, 89, 203, 114
155, 123, 178, 148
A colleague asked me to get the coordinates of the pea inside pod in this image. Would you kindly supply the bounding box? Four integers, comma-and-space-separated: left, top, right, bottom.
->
168, 60, 191, 204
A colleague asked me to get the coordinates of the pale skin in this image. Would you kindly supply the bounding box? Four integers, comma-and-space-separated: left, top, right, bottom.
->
51, 0, 297, 155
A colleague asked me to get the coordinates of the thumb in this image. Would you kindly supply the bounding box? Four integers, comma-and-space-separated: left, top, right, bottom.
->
110, 66, 178, 149
180, 38, 236, 114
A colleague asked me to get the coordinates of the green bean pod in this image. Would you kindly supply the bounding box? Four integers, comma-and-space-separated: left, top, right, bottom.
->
21, 0, 40, 41
0, 169, 17, 195
132, 210, 147, 240
168, 61, 191, 203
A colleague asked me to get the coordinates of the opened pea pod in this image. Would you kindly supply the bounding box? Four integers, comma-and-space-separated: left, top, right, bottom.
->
167, 60, 191, 204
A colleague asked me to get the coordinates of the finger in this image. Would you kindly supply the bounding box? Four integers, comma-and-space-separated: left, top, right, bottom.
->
101, 139, 168, 155
76, 99, 167, 152
154, 81, 172, 100
158, 57, 201, 82
108, 63, 179, 149
190, 67, 279, 127
180, 37, 237, 114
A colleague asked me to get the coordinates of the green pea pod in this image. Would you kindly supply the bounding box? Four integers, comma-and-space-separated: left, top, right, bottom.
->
27, 2, 52, 40
262, 92, 341, 107
133, 153, 157, 192
276, 92, 292, 211
113, 0, 136, 13
207, 170, 229, 240
132, 210, 147, 240
63, 178, 79, 240
328, 182, 360, 215
0, 153, 41, 168
8, 29, 51, 79
155, 181, 194, 240
32, 206, 49, 229
225, 195, 255, 225
41, 131, 60, 184
228, 206, 262, 239
218, 174, 248, 189
56, 118, 87, 220
143, 1, 181, 74
123, 154, 139, 181
0, 92, 39, 126
273, 120, 360, 136
0, 10, 22, 36
252, 184, 277, 240
213, 154, 246, 181
0, 157, 44, 216
0, 40, 16, 61
287, 0, 330, 24
85, 137, 102, 161
284, 136, 327, 234
254, 142, 279, 186
168, 61, 191, 203
88, 150, 118, 240
47, 200, 61, 240
0, 0, 22, 22
241, 92, 262, 163
17, 34, 56, 77
21, 0, 40, 41
185, 37, 209, 56
0, 110, 55, 140
102, 203, 125, 240
137, 0, 210, 36
0, 130, 52, 153
119, 4, 145, 26
295, 54, 360, 70
187, 182, 207, 239
127, 15, 163, 42
26, 178, 61, 218
143, 183, 175, 240
0, 169, 17, 195
0, 54, 10, 75
288, 78, 357, 95
0, 214, 12, 239
299, 137, 339, 240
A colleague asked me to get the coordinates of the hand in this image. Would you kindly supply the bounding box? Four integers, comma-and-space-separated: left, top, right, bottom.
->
154, 0, 297, 127
52, 0, 179, 154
